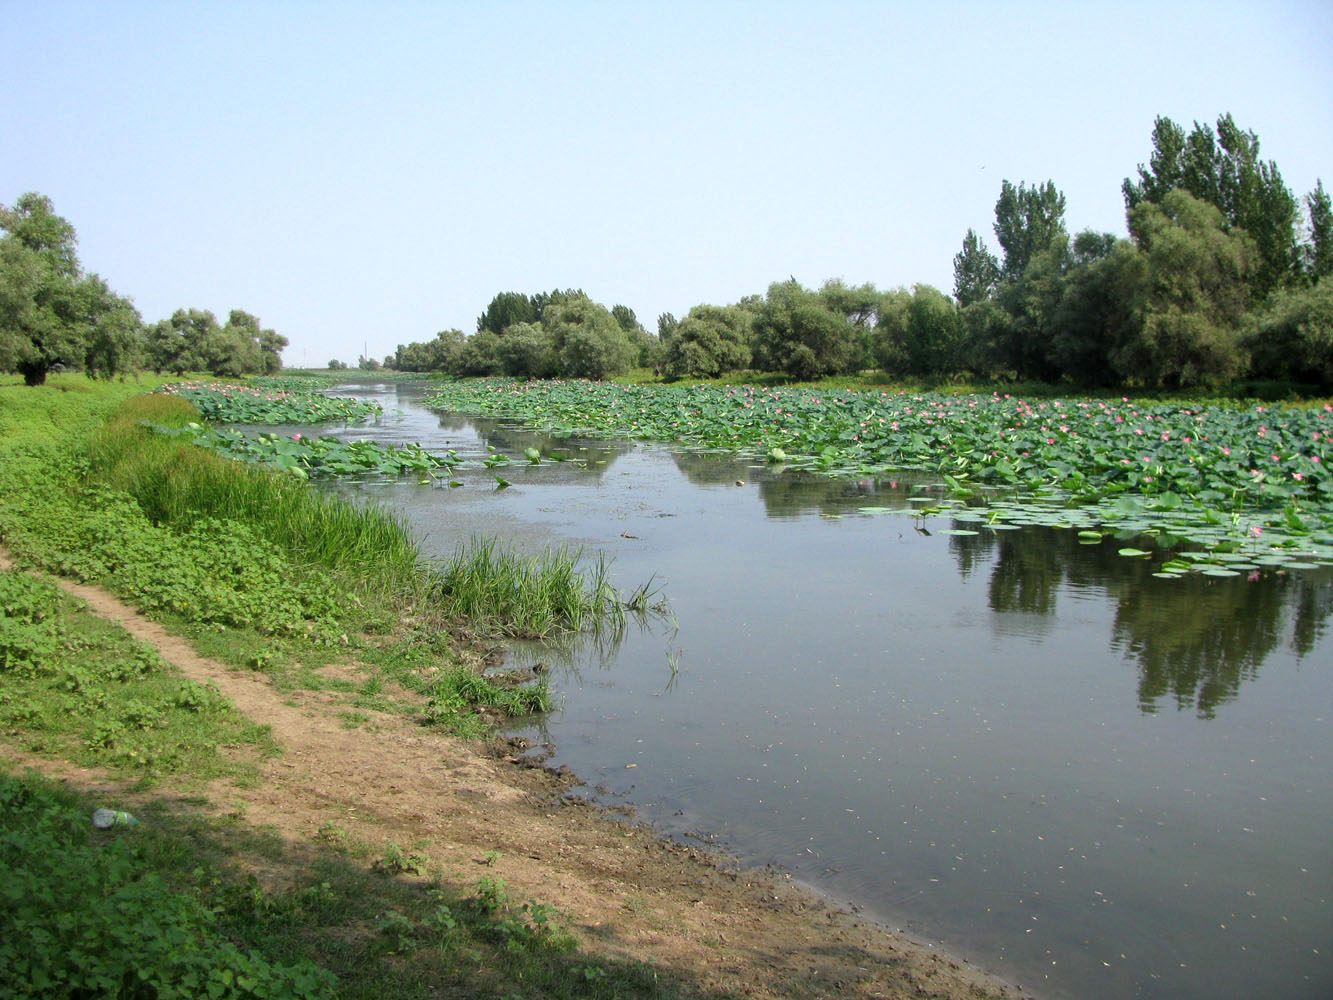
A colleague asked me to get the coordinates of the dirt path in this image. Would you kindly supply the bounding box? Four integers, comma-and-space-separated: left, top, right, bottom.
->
1, 551, 1027, 1000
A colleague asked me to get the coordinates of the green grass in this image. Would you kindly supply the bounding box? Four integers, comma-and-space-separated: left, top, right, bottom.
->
430, 538, 627, 638
87, 394, 423, 601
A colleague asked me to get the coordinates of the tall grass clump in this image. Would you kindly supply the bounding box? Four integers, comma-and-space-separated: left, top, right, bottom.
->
430, 539, 624, 638
86, 396, 422, 600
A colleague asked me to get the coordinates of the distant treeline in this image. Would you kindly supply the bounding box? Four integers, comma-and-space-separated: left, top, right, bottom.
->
384, 113, 1330, 392
0, 194, 286, 385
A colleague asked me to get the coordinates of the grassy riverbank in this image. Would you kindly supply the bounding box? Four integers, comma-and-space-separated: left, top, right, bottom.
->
0, 374, 744, 1000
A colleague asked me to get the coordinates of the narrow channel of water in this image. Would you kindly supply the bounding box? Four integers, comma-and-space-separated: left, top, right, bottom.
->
308, 380, 1331, 1000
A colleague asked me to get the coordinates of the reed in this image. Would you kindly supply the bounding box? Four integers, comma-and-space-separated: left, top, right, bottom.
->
429, 539, 625, 638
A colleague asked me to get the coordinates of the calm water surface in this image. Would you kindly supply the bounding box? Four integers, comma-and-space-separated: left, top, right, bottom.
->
312, 380, 1331, 1000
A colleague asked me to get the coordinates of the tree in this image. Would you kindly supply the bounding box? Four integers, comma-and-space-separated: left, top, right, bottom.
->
994, 240, 1070, 381
542, 297, 636, 379
226, 309, 286, 374
657, 312, 679, 347
751, 280, 862, 379
476, 292, 537, 335
328, 358, 349, 370
1047, 239, 1141, 385
1124, 114, 1299, 298
662, 304, 754, 379
610, 304, 641, 333
1113, 189, 1255, 387
391, 329, 465, 371
1307, 180, 1332, 283
874, 285, 962, 377
0, 193, 109, 385
495, 321, 558, 377
455, 331, 504, 376
993, 180, 1067, 282
1243, 280, 1333, 388
952, 228, 1001, 306
78, 274, 142, 379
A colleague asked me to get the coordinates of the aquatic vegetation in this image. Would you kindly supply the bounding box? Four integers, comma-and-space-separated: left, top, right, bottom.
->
422, 379, 1333, 558
149, 422, 447, 481
155, 380, 381, 424
430, 539, 630, 638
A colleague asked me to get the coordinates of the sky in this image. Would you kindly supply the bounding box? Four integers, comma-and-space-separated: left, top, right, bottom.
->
3, 1, 1331, 369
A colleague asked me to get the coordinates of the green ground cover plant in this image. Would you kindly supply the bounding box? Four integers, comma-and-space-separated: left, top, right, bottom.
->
0, 568, 274, 781
423, 379, 1333, 564
155, 380, 381, 424
0, 770, 703, 1000
0, 774, 335, 999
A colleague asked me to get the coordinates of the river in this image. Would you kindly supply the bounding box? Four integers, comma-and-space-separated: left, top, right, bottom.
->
308, 379, 1331, 1000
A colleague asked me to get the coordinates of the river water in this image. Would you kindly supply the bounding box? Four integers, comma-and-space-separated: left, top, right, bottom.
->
311, 379, 1330, 1000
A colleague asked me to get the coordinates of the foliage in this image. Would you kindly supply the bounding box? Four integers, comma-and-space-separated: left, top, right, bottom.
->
1244, 281, 1333, 386
143, 308, 286, 378
993, 179, 1068, 282
0, 193, 142, 385
494, 321, 559, 378
662, 304, 755, 379
0, 473, 341, 636
875, 285, 963, 377
455, 329, 503, 376
1117, 189, 1255, 387
542, 296, 637, 379
0, 774, 335, 999
1122, 113, 1301, 298
751, 279, 862, 379
1306, 180, 1333, 282
0, 568, 273, 777
387, 328, 465, 372
155, 380, 381, 424
953, 228, 1001, 306
476, 290, 540, 335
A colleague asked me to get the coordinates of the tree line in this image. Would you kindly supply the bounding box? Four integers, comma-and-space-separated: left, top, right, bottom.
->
1, 194, 287, 385
387, 113, 1330, 392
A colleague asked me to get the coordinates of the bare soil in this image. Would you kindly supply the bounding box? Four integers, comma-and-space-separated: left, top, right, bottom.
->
1, 550, 1028, 1000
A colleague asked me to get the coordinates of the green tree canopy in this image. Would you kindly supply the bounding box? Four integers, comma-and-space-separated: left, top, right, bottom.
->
1306, 180, 1333, 283
952, 228, 1001, 306
1243, 280, 1333, 387
663, 304, 755, 379
875, 285, 963, 377
1114, 189, 1256, 387
542, 296, 636, 379
751, 280, 862, 379
495, 321, 559, 377
1, 193, 140, 385
1124, 114, 1300, 299
993, 180, 1068, 282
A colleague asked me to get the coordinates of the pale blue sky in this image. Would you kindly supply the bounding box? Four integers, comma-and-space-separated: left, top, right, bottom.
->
3, 1, 1330, 367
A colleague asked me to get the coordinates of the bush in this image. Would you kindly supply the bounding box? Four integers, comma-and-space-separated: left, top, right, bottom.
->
1244, 280, 1333, 389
